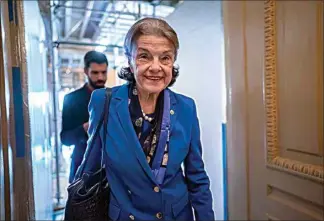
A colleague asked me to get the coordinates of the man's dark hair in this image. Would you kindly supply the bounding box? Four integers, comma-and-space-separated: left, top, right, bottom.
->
84, 50, 108, 69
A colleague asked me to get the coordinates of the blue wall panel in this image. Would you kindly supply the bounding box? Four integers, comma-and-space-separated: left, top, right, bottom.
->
12, 67, 26, 158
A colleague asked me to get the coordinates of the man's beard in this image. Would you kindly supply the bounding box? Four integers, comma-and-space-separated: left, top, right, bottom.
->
88, 78, 106, 89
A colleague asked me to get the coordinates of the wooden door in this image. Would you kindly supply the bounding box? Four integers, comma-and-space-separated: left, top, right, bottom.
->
223, 1, 323, 220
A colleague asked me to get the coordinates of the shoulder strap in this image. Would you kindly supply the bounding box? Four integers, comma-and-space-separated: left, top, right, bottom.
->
75, 88, 112, 179
100, 87, 112, 168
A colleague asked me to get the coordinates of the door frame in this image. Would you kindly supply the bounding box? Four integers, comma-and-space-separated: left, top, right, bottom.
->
0, 3, 12, 220
223, 1, 251, 219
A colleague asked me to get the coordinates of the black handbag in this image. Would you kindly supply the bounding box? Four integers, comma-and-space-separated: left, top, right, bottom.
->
64, 88, 112, 221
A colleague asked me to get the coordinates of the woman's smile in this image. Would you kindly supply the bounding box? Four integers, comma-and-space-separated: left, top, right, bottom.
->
144, 75, 164, 82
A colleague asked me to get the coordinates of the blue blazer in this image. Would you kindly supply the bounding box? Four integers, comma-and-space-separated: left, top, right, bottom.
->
81, 84, 214, 221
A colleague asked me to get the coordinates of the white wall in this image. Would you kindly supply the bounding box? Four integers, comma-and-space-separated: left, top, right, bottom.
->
23, 1, 53, 220
166, 1, 225, 219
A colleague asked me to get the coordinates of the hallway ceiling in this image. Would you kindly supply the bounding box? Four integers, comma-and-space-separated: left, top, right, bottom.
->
53, 0, 180, 51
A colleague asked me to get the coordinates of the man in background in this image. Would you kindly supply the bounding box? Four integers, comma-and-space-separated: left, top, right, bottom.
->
60, 50, 108, 183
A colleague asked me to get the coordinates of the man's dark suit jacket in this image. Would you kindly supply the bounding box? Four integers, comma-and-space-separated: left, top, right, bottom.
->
60, 83, 92, 183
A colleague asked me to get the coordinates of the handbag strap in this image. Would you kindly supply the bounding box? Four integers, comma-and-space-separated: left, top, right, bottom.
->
101, 87, 111, 169
98, 87, 112, 189
74, 88, 112, 179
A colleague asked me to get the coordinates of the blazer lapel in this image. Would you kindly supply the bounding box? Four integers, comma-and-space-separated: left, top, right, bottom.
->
114, 85, 158, 184
168, 89, 178, 135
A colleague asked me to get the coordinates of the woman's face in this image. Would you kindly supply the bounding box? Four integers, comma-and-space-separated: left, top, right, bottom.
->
130, 35, 175, 95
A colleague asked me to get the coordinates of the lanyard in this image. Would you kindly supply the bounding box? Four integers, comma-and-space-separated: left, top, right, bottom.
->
151, 89, 170, 184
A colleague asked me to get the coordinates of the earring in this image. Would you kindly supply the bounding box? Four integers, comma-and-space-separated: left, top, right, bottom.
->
133, 87, 138, 95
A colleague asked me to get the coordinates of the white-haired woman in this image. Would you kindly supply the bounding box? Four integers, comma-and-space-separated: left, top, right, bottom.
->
78, 17, 214, 221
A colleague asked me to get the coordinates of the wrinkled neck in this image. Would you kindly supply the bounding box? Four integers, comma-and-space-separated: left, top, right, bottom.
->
137, 88, 159, 114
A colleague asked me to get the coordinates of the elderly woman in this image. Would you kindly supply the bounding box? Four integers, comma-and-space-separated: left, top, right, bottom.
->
80, 17, 214, 221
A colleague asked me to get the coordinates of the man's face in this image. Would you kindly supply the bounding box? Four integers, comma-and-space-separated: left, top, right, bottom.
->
85, 62, 108, 89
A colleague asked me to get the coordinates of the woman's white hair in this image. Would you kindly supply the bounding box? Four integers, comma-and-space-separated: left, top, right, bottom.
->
123, 17, 179, 61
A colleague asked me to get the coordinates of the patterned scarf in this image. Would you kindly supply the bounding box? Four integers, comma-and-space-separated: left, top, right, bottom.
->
128, 83, 169, 170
